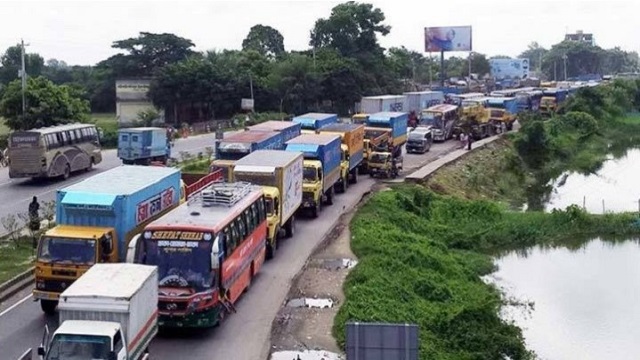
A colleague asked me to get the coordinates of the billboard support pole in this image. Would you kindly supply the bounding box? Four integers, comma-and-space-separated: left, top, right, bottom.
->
440, 51, 445, 87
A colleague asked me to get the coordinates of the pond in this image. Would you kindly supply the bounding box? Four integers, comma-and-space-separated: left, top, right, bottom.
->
488, 238, 640, 360
545, 149, 640, 213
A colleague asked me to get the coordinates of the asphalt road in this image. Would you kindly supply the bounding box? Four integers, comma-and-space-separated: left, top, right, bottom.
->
0, 132, 224, 236
0, 140, 460, 360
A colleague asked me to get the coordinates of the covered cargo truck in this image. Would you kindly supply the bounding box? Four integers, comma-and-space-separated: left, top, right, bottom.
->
233, 150, 304, 259
285, 134, 341, 218
34, 263, 158, 360
292, 113, 338, 133
33, 165, 181, 314
316, 123, 365, 192
366, 112, 409, 149
117, 127, 170, 165
246, 120, 302, 143
212, 130, 286, 181
403, 91, 444, 114
359, 95, 406, 114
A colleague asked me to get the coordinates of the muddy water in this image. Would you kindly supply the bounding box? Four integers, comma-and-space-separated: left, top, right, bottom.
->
489, 238, 640, 360
545, 149, 640, 213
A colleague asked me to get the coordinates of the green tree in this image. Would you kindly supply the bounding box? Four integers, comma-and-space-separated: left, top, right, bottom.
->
542, 41, 603, 80
267, 53, 322, 115
242, 25, 285, 58
0, 45, 44, 85
0, 76, 90, 130
466, 53, 490, 77
518, 42, 548, 72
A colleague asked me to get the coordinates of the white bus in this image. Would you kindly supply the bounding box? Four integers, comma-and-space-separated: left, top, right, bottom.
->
8, 123, 102, 179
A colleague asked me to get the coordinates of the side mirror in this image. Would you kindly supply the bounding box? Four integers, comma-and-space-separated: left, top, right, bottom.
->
108, 351, 117, 360
37, 347, 46, 356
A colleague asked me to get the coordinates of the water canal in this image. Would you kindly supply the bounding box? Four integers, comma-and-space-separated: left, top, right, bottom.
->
490, 149, 640, 359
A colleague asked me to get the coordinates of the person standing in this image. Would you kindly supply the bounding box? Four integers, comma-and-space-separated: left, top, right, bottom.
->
29, 196, 40, 231
467, 133, 473, 150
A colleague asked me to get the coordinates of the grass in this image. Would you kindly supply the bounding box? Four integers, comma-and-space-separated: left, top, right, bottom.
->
334, 185, 640, 360
180, 159, 211, 173
0, 119, 10, 136
0, 240, 34, 284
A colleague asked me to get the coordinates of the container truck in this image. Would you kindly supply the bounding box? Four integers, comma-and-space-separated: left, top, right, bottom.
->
487, 97, 519, 132
285, 134, 341, 218
403, 91, 444, 114
32, 263, 158, 360
33, 165, 182, 315
292, 113, 339, 134
316, 123, 365, 193
233, 150, 304, 259
366, 112, 409, 154
117, 127, 170, 165
359, 95, 406, 114
212, 130, 286, 181
246, 120, 302, 143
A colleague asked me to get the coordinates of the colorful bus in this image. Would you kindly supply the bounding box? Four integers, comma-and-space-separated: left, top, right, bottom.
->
129, 182, 268, 328
8, 123, 102, 179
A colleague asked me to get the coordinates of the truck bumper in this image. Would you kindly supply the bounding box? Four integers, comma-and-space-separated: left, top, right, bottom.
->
33, 290, 60, 301
159, 306, 222, 328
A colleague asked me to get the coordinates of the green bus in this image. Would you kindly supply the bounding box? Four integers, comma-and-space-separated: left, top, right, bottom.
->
8, 123, 102, 179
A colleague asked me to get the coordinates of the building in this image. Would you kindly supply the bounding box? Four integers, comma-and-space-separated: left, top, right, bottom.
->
115, 79, 163, 126
564, 30, 595, 46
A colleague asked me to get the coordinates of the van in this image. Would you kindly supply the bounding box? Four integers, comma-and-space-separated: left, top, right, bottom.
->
406, 127, 433, 154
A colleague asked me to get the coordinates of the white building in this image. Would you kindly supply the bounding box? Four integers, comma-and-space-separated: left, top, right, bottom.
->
115, 79, 163, 126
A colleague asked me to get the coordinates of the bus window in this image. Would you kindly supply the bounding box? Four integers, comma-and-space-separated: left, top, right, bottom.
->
237, 216, 247, 239
229, 221, 239, 252
68, 130, 76, 144
257, 197, 266, 222
245, 209, 254, 233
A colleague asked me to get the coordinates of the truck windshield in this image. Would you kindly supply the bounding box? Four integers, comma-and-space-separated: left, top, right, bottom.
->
264, 197, 275, 216
302, 166, 317, 182
370, 154, 388, 163
46, 334, 110, 360
38, 237, 97, 265
143, 239, 214, 292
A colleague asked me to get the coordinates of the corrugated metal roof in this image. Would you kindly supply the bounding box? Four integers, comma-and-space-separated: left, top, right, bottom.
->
60, 263, 156, 299
294, 113, 337, 120
62, 165, 179, 195
286, 133, 340, 145
234, 150, 301, 167
62, 192, 117, 207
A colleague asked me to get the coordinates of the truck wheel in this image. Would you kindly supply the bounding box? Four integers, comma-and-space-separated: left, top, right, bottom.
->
311, 202, 321, 218
266, 234, 278, 260
285, 216, 295, 238
41, 299, 58, 315
350, 169, 358, 184
340, 177, 348, 193
62, 164, 70, 180
326, 187, 334, 205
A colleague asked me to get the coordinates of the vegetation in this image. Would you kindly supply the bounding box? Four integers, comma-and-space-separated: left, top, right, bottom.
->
334, 185, 640, 359
0, 239, 34, 284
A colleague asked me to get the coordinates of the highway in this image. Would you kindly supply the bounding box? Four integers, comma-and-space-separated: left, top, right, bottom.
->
0, 140, 460, 360
0, 132, 223, 236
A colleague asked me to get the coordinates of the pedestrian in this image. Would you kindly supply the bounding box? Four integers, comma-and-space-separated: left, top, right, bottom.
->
467, 133, 473, 150
29, 196, 40, 229
459, 133, 467, 149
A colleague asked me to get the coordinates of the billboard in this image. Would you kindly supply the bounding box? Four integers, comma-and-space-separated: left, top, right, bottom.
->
490, 58, 530, 80
424, 26, 472, 52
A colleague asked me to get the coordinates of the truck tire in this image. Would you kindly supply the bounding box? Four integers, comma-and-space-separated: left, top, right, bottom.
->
311, 201, 321, 218
41, 299, 58, 315
326, 187, 334, 205
62, 164, 70, 180
266, 232, 278, 260
285, 216, 295, 238
352, 169, 358, 184
338, 177, 348, 193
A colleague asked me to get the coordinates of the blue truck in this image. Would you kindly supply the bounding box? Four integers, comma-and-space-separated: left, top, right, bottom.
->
246, 120, 302, 143
213, 130, 287, 181
117, 127, 170, 165
366, 112, 409, 156
285, 134, 342, 218
34, 165, 182, 314
293, 113, 339, 133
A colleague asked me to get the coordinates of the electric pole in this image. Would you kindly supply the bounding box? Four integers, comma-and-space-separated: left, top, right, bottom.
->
20, 39, 30, 119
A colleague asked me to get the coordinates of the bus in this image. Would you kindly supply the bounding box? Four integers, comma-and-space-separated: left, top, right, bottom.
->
129, 181, 268, 328
420, 104, 460, 142
8, 123, 102, 179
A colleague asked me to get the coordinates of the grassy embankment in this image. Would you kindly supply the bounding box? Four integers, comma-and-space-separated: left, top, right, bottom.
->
0, 241, 34, 283
334, 81, 640, 359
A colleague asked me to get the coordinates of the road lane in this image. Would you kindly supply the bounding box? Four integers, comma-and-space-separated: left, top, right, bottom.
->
0, 140, 460, 360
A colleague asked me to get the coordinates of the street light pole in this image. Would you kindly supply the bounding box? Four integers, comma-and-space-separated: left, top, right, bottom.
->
20, 39, 29, 118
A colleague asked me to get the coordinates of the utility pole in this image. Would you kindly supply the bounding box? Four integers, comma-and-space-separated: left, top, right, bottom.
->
468, 52, 472, 90
562, 54, 568, 81
20, 39, 29, 118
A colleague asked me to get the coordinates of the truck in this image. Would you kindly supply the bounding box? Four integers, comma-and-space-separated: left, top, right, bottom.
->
365, 112, 409, 155
117, 127, 170, 165
292, 113, 339, 134
246, 120, 302, 143
540, 88, 569, 116
359, 95, 406, 114
233, 150, 304, 259
486, 97, 520, 132
32, 263, 158, 360
33, 165, 183, 315
211, 130, 286, 181
360, 127, 391, 174
316, 123, 365, 193
369, 151, 403, 179
403, 91, 444, 114
285, 134, 342, 218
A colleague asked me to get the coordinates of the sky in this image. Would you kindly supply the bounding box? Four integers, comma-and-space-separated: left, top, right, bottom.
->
0, 0, 637, 66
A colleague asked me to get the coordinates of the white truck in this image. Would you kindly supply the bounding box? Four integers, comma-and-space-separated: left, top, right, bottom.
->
31, 263, 158, 360
233, 149, 304, 259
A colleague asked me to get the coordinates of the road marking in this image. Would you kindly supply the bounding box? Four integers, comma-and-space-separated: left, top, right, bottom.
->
0, 294, 32, 318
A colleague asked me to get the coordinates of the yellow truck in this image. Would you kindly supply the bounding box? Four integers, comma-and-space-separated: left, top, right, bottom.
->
233, 150, 304, 259
361, 127, 391, 174
316, 123, 365, 193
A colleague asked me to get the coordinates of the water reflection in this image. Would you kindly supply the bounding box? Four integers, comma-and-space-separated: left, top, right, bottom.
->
490, 238, 640, 360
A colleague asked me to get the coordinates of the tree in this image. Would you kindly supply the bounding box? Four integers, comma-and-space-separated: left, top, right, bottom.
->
310, 1, 390, 60
242, 25, 285, 58
0, 76, 90, 130
110, 32, 197, 76
542, 41, 603, 80
0, 45, 44, 85
466, 53, 490, 77
519, 42, 548, 72
267, 53, 322, 115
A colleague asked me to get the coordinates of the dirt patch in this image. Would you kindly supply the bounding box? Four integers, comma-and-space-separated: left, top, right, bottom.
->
269, 188, 379, 356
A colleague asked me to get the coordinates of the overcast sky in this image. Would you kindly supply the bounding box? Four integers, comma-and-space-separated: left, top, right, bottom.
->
0, 0, 637, 66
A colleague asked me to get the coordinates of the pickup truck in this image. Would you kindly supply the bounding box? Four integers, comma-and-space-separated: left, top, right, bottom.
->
118, 127, 170, 165
233, 150, 304, 259
30, 263, 158, 360
316, 123, 365, 193
285, 134, 342, 218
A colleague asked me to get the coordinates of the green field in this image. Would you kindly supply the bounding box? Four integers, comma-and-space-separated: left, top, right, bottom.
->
0, 242, 34, 284
90, 113, 117, 132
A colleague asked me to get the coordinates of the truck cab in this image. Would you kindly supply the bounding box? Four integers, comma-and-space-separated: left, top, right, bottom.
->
368, 152, 402, 179
352, 113, 369, 124
361, 128, 391, 174
301, 159, 325, 216
34, 226, 117, 314
39, 321, 131, 360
